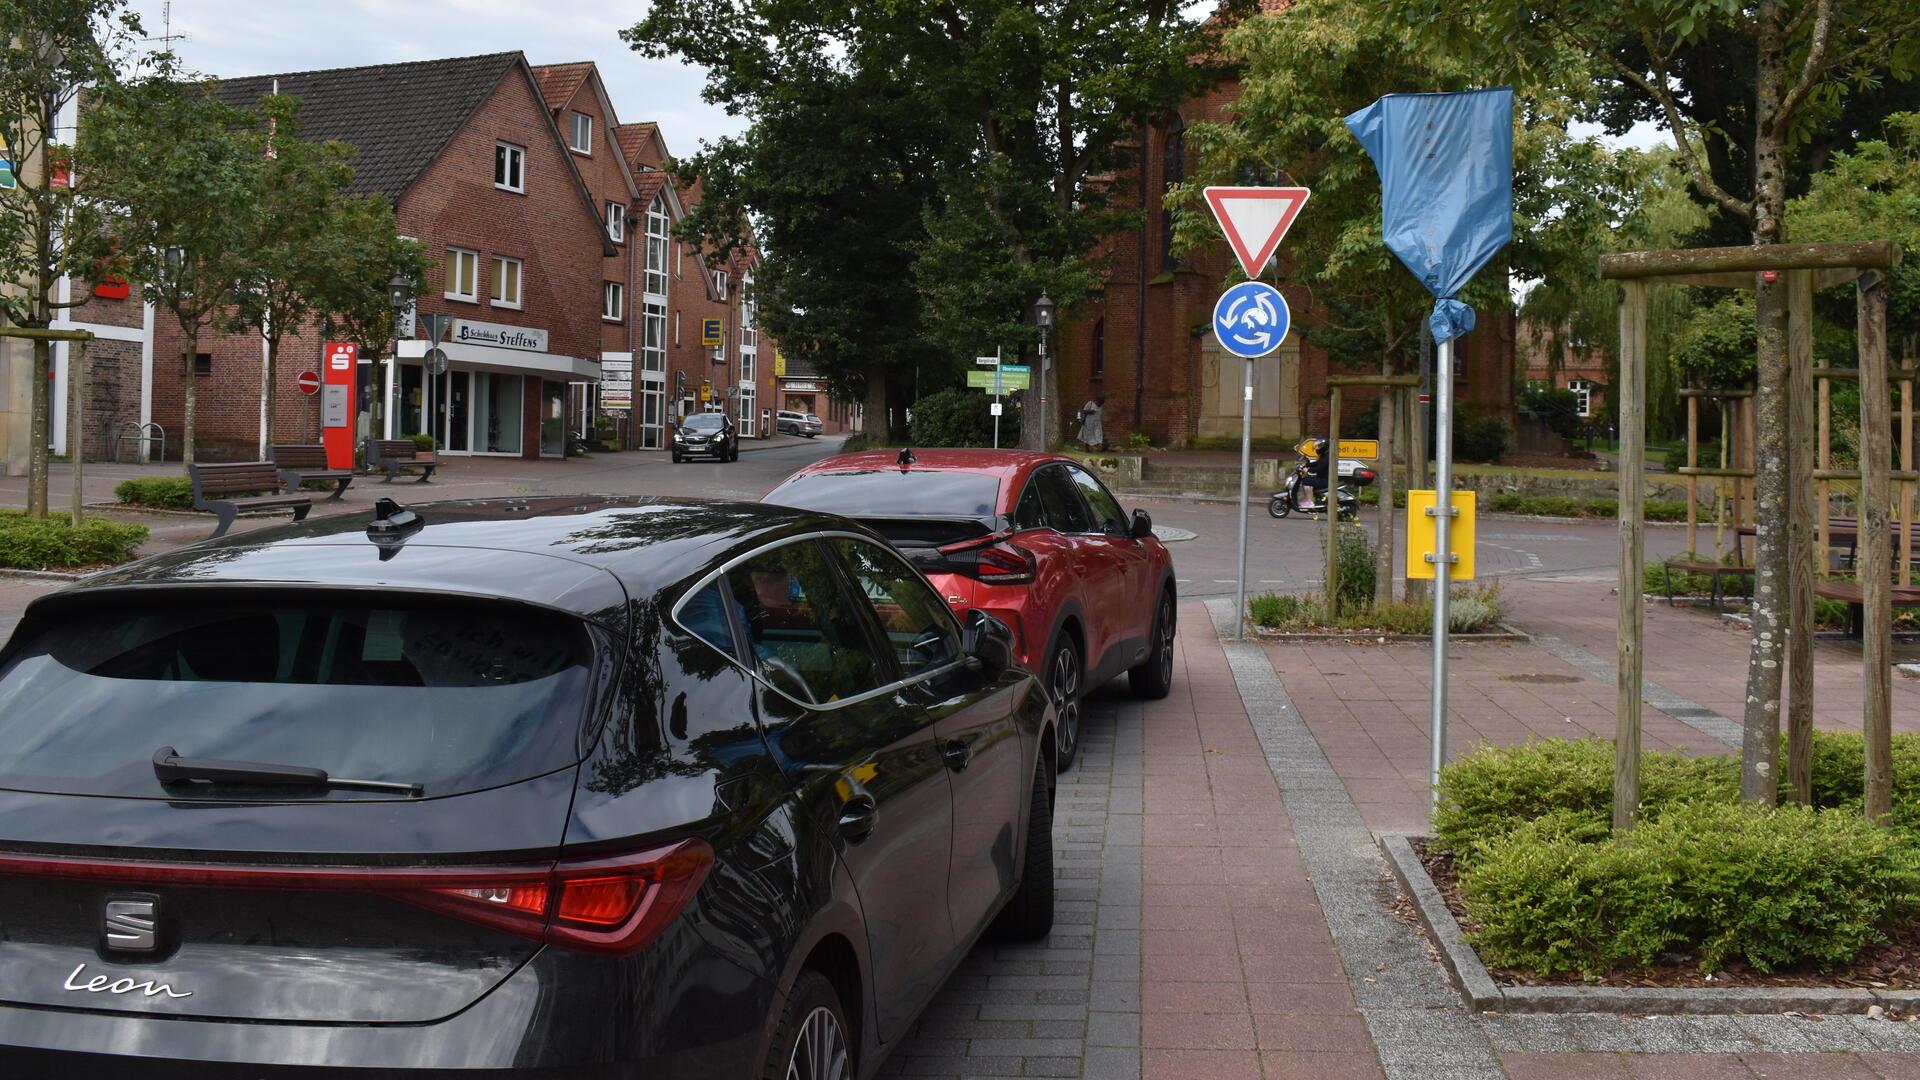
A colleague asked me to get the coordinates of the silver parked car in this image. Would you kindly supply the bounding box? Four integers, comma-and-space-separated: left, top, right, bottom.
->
776, 410, 823, 437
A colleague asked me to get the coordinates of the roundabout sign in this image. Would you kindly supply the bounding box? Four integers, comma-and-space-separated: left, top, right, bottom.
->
1211, 280, 1290, 358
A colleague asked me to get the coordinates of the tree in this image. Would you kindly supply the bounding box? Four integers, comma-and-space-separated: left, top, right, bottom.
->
1390, 0, 1920, 804
0, 0, 142, 516
83, 60, 259, 465
314, 196, 427, 375
629, 0, 1256, 447
226, 93, 357, 455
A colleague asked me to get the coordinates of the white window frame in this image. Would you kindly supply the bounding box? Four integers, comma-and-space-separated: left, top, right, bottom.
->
445, 247, 479, 302
569, 112, 593, 155
713, 269, 728, 300
603, 281, 625, 323
643, 302, 667, 375
607, 201, 626, 244
673, 309, 680, 346
491, 255, 523, 310
645, 198, 669, 299
1568, 379, 1594, 419
494, 141, 525, 193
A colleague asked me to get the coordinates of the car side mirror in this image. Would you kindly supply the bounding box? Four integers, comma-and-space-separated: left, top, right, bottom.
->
1129, 509, 1153, 540
961, 609, 1014, 675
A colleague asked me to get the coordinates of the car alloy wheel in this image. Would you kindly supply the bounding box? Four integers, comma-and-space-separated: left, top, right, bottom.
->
786, 1004, 850, 1080
1051, 640, 1082, 771
1156, 595, 1175, 685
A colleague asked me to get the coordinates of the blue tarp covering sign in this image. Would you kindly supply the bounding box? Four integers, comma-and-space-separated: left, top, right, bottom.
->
1344, 88, 1514, 344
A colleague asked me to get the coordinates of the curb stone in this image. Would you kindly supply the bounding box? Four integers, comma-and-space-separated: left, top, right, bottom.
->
1381, 832, 1918, 1016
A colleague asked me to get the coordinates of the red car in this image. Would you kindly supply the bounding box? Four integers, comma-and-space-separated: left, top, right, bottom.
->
765, 449, 1177, 769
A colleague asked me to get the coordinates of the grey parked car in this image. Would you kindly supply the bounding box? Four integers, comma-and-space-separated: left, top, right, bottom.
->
777, 410, 823, 437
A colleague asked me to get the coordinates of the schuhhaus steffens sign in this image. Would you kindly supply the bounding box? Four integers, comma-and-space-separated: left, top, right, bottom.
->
452, 319, 549, 353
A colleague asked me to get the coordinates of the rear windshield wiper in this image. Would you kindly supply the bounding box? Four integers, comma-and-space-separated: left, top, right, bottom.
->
152, 746, 423, 796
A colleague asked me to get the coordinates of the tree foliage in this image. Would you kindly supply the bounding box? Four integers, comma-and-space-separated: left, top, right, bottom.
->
628, 0, 1256, 444
83, 58, 259, 464
0, 0, 145, 515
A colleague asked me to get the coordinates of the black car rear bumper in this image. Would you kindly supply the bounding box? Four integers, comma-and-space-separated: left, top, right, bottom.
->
0, 943, 777, 1078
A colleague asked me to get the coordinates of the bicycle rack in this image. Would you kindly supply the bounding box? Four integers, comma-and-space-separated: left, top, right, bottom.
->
114, 421, 165, 464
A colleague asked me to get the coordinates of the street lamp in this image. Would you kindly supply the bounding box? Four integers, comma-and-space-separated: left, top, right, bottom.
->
1032, 294, 1055, 450
388, 274, 412, 442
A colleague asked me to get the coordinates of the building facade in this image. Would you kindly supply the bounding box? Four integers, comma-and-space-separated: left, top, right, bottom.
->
1518, 317, 1608, 421
129, 53, 781, 463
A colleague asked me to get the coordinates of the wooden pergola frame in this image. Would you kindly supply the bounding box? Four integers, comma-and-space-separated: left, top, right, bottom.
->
1598, 240, 1903, 830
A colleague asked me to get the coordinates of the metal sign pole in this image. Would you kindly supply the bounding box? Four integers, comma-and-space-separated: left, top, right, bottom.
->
1429, 335, 1456, 804
1235, 356, 1253, 640
994, 347, 1003, 449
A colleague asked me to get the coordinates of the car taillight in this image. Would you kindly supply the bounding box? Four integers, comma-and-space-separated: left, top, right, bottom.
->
938, 534, 1037, 586
417, 840, 715, 955
0, 838, 713, 958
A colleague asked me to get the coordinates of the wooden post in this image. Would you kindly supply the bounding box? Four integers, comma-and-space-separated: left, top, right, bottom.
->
1728, 399, 1743, 557
1325, 385, 1343, 617
1901, 375, 1913, 588
1787, 270, 1816, 805
1375, 387, 1397, 608
1860, 273, 1894, 825
1615, 281, 1648, 832
1687, 396, 1699, 554
70, 341, 87, 529
1820, 378, 1832, 571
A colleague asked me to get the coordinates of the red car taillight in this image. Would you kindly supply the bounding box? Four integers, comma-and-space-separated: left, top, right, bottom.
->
0, 838, 714, 958
936, 535, 1037, 585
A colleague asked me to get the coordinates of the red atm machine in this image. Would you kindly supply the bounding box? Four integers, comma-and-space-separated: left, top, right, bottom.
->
321, 342, 357, 470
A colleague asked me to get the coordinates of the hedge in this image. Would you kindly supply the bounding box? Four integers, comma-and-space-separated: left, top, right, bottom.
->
1435, 733, 1920, 977
0, 511, 149, 570
114, 475, 194, 510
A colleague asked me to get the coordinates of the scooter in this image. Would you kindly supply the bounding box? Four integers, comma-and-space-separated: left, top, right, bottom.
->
1268, 456, 1375, 520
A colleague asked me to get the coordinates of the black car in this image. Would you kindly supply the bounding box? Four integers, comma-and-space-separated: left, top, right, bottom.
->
673, 412, 738, 462
0, 496, 1057, 1078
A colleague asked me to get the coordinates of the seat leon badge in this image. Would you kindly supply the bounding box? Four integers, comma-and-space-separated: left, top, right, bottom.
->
102, 896, 159, 953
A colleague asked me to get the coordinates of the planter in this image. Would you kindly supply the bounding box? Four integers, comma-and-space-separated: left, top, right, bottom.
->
1379, 832, 1919, 1015
1250, 623, 1531, 644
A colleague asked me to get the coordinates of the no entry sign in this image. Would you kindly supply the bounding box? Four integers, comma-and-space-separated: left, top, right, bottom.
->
297, 371, 322, 395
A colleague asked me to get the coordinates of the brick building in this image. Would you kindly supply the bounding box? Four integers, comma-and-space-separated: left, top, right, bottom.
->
1518, 317, 1608, 421
1060, 79, 1515, 447
138, 52, 781, 462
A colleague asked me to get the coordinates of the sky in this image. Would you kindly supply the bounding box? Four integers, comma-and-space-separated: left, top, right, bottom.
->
125, 0, 746, 159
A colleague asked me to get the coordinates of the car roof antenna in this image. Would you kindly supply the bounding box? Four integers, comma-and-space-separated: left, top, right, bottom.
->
367, 498, 425, 561
897, 448, 915, 469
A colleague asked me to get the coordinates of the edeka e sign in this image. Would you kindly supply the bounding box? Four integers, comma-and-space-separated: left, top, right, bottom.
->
451, 319, 549, 353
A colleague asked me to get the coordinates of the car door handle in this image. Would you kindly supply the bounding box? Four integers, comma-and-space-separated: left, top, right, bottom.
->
943, 738, 972, 773
838, 795, 878, 842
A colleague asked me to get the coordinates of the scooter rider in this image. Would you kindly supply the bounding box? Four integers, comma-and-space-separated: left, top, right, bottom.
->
1299, 438, 1331, 509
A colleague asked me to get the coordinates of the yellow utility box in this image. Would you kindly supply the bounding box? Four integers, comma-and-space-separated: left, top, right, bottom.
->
1406, 490, 1476, 580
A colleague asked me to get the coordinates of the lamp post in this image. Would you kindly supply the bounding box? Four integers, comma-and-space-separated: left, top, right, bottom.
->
1032, 293, 1055, 450
387, 274, 412, 443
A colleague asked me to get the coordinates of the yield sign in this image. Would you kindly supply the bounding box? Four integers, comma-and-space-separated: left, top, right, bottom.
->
1203, 186, 1310, 279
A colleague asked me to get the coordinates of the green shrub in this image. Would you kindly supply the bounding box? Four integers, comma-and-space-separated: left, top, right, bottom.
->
1248, 593, 1299, 627
1462, 801, 1920, 975
1640, 551, 1756, 598
406, 433, 438, 452
1124, 430, 1153, 450
114, 475, 194, 510
1330, 524, 1375, 613
0, 512, 149, 569
1518, 385, 1585, 439
1432, 738, 1739, 857
1490, 493, 1691, 521
1246, 582, 1502, 635
907, 387, 1018, 448
1453, 410, 1511, 463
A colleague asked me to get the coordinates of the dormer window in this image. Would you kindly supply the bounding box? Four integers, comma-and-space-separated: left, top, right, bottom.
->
569, 112, 592, 155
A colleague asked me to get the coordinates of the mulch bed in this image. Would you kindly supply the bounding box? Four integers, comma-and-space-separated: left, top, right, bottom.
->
1415, 839, 1920, 991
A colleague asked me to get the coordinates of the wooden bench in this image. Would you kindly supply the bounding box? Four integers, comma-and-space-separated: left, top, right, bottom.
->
1813, 580, 1920, 640
267, 444, 354, 500
1659, 559, 1757, 608
187, 462, 313, 539
366, 438, 438, 483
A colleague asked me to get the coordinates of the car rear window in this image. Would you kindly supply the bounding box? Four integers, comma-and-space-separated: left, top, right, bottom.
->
0, 596, 602, 799
765, 470, 1001, 518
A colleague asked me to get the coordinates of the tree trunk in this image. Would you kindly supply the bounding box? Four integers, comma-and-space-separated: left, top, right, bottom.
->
1739, 0, 1792, 803
264, 333, 280, 456
182, 325, 199, 466
27, 335, 52, 519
